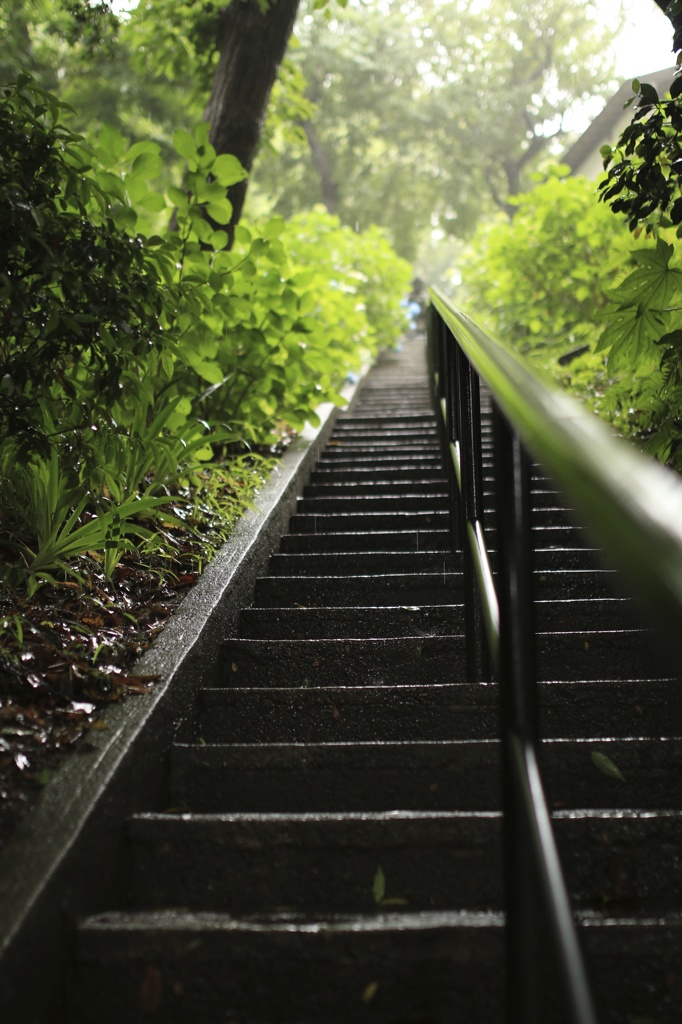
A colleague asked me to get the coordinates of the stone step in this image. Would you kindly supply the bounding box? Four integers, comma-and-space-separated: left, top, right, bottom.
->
321, 448, 443, 464
219, 630, 654, 687
220, 635, 467, 687
304, 480, 449, 498
289, 510, 452, 533
169, 737, 682, 813
292, 495, 573, 528
315, 454, 444, 470
124, 809, 682, 916
240, 598, 635, 640
309, 467, 448, 484
296, 494, 452, 514
254, 571, 460, 608
336, 414, 437, 426
329, 428, 440, 442
304, 482, 560, 507
239, 605, 463, 640
186, 679, 679, 744
71, 909, 682, 1024
280, 529, 452, 553
268, 548, 602, 576
269, 550, 457, 576
288, 509, 577, 533
252, 570, 620, 609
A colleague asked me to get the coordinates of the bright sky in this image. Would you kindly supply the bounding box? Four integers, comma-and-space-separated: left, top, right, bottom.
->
112, 0, 676, 87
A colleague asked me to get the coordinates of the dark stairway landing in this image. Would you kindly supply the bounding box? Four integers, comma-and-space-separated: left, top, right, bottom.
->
71, 334, 682, 1023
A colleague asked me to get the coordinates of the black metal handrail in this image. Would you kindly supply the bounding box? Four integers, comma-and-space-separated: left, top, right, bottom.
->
428, 288, 682, 1024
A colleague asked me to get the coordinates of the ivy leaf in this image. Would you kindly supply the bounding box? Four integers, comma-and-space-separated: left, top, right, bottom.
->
596, 304, 667, 371
607, 241, 682, 311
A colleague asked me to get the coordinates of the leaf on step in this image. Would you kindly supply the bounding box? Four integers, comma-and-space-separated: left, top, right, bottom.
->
362, 981, 379, 1003
373, 865, 386, 903
139, 964, 162, 1013
380, 897, 409, 906
591, 751, 626, 782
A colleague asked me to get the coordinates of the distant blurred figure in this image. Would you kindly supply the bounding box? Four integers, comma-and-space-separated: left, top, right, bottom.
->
407, 278, 427, 331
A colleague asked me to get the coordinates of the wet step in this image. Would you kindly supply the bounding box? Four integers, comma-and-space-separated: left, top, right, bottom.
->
280, 529, 452, 554
304, 480, 448, 497
266, 544, 602, 577
328, 427, 439, 440
326, 436, 440, 449
71, 909, 682, 1024
315, 454, 444, 470
219, 630, 654, 687
254, 572, 460, 608
268, 551, 456, 575
220, 635, 467, 687
188, 678, 679, 744
124, 809, 682, 916
252, 569, 619, 608
288, 509, 578, 534
309, 467, 448, 484
169, 737, 682, 813
73, 910, 505, 1024
335, 414, 437, 427
296, 495, 451, 514
242, 597, 635, 639
320, 446, 443, 460
239, 605, 463, 640
289, 510, 451, 533
304, 482, 560, 508
295, 498, 576, 530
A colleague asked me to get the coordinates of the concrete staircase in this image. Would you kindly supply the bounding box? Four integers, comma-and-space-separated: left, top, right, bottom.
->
72, 335, 682, 1023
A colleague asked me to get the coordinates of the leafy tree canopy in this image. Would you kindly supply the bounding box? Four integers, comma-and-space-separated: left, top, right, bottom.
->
250, 0, 618, 259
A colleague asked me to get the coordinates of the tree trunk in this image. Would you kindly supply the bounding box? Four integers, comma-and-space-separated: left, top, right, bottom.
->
300, 119, 339, 213
205, 0, 301, 245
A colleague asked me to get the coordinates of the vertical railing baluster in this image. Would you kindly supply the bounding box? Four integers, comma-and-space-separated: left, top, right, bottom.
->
494, 402, 542, 1023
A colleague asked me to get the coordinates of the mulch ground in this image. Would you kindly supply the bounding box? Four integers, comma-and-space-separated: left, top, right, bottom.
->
0, 455, 282, 850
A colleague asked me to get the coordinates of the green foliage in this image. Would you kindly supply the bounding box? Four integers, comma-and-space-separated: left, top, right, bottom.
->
599, 80, 682, 233
457, 170, 680, 443
0, 74, 166, 456
459, 171, 634, 378
597, 50, 682, 468
461, 164, 682, 467
0, 74, 412, 591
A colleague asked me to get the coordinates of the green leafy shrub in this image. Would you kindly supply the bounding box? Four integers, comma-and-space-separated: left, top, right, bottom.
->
596, 75, 682, 467
0, 74, 413, 590
457, 169, 673, 443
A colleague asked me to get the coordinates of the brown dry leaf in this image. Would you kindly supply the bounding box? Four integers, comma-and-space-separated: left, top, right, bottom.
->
362, 982, 378, 1004
81, 614, 104, 628
139, 964, 163, 1012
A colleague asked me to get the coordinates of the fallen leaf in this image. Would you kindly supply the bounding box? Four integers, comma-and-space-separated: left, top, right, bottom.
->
362, 982, 378, 1004
139, 964, 163, 1012
373, 866, 386, 904
591, 751, 626, 782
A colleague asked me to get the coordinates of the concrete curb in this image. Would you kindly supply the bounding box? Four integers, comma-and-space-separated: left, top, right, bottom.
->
0, 372, 368, 1021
